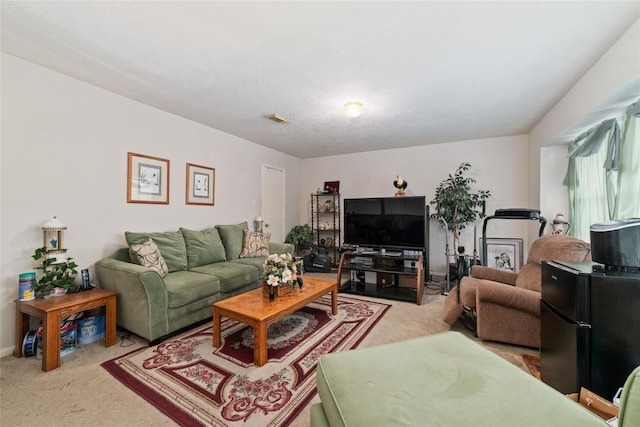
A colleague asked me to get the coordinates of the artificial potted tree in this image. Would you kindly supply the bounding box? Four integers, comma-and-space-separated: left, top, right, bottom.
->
285, 224, 315, 256
32, 247, 79, 298
430, 162, 491, 255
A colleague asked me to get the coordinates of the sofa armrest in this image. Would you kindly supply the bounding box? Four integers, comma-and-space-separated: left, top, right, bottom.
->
476, 279, 540, 316
471, 265, 518, 285
94, 256, 169, 342
269, 242, 295, 255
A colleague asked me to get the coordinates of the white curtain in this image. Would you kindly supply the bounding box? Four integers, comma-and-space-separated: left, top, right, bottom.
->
567, 129, 612, 241
614, 103, 640, 219
566, 100, 640, 241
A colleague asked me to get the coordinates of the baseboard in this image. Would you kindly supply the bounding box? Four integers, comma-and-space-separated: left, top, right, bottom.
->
1, 345, 15, 358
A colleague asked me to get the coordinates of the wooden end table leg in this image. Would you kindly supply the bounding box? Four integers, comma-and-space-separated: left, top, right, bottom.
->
43, 310, 62, 372
212, 308, 222, 348
104, 295, 117, 347
331, 285, 338, 315
254, 321, 268, 366
15, 306, 29, 358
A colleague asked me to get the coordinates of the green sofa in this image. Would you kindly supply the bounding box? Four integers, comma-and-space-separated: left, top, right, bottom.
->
311, 331, 610, 427
95, 222, 293, 343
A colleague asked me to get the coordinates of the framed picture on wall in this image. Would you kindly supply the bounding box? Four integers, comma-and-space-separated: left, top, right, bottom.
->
186, 163, 215, 205
481, 237, 524, 272
127, 152, 170, 204
323, 181, 340, 194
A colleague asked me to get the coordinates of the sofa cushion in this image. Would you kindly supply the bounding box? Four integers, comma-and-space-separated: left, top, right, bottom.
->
515, 263, 541, 292
240, 230, 271, 258
180, 227, 227, 268
216, 222, 248, 260
125, 230, 187, 273
129, 238, 169, 277
163, 271, 221, 308
190, 261, 259, 293
232, 257, 266, 271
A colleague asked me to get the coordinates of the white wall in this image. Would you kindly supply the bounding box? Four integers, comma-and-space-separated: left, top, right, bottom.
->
529, 19, 640, 240
298, 135, 531, 274
0, 54, 300, 356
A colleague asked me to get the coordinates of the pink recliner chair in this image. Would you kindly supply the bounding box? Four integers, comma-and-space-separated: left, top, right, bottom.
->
443, 234, 591, 348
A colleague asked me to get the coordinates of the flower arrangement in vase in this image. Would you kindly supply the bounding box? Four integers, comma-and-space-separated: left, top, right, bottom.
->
262, 253, 297, 300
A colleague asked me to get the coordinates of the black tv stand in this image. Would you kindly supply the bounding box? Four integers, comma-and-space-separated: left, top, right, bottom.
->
337, 248, 425, 304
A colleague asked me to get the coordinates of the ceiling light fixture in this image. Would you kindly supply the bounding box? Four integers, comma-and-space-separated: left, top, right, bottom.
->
344, 102, 363, 118
266, 113, 290, 124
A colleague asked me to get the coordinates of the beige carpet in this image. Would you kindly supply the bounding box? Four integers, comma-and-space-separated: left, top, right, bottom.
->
0, 275, 538, 426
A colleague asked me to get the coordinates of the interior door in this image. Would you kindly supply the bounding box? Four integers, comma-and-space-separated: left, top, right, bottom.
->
261, 165, 285, 241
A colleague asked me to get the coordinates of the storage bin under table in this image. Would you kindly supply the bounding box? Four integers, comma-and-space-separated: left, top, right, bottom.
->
15, 288, 117, 371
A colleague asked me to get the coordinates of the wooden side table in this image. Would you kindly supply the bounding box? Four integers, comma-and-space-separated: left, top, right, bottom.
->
15, 288, 117, 371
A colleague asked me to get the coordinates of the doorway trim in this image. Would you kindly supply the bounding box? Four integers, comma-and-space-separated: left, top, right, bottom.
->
261, 164, 286, 242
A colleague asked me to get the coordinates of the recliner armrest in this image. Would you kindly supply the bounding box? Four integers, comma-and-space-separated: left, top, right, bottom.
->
476, 279, 540, 316
471, 265, 518, 285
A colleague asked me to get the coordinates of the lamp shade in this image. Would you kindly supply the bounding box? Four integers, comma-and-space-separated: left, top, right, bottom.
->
254, 216, 264, 232
42, 216, 66, 230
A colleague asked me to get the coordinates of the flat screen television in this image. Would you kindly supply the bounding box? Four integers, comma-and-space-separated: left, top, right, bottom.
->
343, 196, 427, 250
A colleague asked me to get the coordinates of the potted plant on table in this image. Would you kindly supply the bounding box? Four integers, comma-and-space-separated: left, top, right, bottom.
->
32, 247, 79, 298
285, 224, 314, 256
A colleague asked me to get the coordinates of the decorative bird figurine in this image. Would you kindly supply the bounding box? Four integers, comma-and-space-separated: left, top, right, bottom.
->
393, 174, 407, 196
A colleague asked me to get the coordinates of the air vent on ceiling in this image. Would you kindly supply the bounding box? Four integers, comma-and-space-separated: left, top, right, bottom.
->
266, 113, 290, 124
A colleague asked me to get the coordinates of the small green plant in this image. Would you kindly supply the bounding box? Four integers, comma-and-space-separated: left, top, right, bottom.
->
285, 224, 314, 255
32, 247, 79, 297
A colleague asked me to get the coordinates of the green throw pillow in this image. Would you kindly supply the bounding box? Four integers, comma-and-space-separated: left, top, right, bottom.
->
125, 230, 187, 273
180, 227, 227, 268
216, 222, 249, 260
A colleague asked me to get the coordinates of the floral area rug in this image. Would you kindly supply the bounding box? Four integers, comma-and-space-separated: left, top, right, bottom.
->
102, 295, 390, 426
523, 354, 541, 380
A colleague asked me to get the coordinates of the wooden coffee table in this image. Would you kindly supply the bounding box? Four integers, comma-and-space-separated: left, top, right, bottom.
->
212, 276, 338, 366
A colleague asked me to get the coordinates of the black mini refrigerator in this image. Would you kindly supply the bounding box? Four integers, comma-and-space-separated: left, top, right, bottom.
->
589, 271, 640, 398
540, 261, 592, 395
541, 260, 640, 398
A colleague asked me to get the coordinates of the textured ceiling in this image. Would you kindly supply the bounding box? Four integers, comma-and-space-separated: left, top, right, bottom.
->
2, 1, 639, 158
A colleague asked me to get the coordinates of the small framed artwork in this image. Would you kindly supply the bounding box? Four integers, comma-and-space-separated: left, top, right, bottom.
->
323, 181, 340, 194
186, 163, 215, 205
127, 152, 170, 204
481, 238, 524, 272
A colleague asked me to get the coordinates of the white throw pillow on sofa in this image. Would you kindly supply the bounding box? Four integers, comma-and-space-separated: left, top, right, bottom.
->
130, 238, 169, 277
